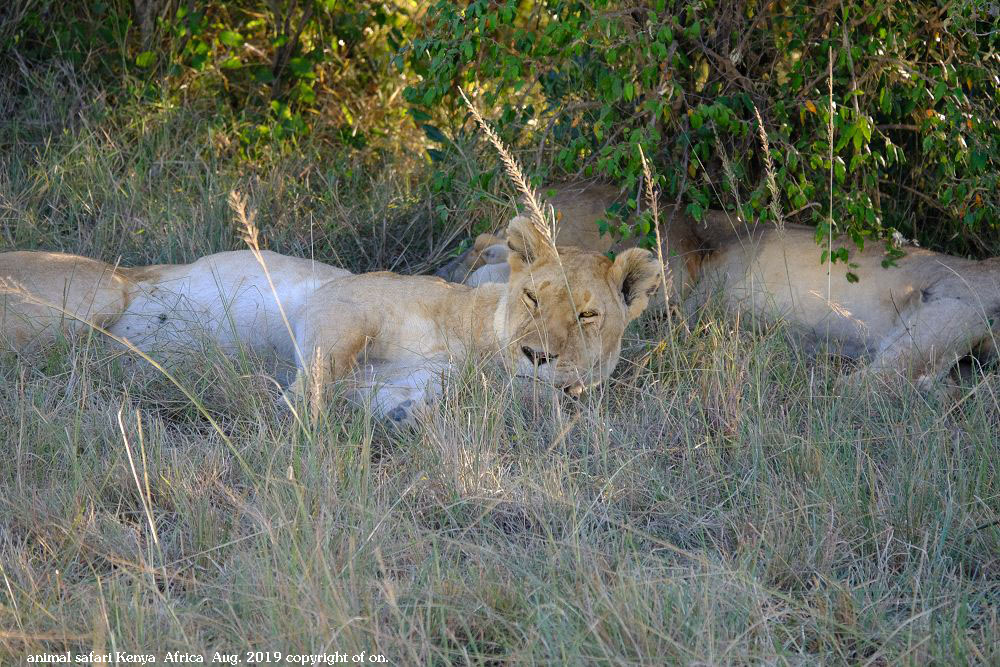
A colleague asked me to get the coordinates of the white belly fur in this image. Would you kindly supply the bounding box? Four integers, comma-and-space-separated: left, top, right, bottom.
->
109, 250, 350, 364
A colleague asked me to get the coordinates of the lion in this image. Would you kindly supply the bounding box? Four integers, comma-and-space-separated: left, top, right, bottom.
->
438, 182, 1000, 388
1, 215, 660, 424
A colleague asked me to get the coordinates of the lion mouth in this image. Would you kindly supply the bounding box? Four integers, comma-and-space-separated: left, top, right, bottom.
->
513, 373, 589, 398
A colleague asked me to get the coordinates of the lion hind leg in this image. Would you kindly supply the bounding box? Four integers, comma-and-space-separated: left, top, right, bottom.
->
435, 234, 508, 283
849, 299, 991, 388
0, 252, 130, 348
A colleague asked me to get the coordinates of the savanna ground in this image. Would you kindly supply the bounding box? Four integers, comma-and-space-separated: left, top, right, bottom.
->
3, 59, 1000, 667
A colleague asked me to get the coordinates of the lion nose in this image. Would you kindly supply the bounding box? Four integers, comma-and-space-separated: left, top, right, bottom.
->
522, 346, 557, 365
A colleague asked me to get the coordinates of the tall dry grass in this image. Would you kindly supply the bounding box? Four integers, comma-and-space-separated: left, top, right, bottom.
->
1, 65, 998, 665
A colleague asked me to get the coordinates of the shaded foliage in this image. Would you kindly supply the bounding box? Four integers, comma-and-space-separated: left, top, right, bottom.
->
407, 0, 1000, 257
2, 0, 999, 257
3, 0, 416, 156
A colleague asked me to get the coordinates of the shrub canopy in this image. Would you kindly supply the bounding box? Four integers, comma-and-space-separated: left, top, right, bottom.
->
5, 0, 999, 256
407, 0, 1000, 257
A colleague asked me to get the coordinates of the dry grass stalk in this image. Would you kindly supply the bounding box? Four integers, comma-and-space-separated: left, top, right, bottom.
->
752, 105, 784, 231
458, 87, 555, 244
0, 278, 248, 474
229, 189, 305, 370
827, 44, 835, 304
637, 145, 672, 313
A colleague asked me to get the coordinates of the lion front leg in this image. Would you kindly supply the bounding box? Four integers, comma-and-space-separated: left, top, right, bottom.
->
280, 327, 373, 414
349, 360, 446, 427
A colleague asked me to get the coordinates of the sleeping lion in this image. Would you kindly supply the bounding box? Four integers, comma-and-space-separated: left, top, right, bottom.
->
439, 183, 1000, 389
0, 215, 660, 424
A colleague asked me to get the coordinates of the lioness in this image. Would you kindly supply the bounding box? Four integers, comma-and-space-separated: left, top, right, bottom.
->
1, 215, 660, 423
439, 183, 1000, 388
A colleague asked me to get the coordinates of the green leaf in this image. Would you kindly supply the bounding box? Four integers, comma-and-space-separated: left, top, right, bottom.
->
135, 51, 155, 68
295, 81, 316, 104
189, 52, 208, 70
932, 81, 947, 102
218, 30, 243, 47
253, 66, 275, 83
288, 58, 313, 77
687, 202, 704, 221
834, 157, 846, 183
835, 124, 855, 152
421, 124, 447, 143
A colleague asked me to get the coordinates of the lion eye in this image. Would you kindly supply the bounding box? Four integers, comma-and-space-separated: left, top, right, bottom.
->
579, 310, 599, 321
522, 289, 538, 308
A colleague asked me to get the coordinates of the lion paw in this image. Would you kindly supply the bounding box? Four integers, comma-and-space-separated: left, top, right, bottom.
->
480, 244, 509, 264
387, 398, 414, 423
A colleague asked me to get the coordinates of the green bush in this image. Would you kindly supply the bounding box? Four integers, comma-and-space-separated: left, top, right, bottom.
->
406, 0, 1000, 258
3, 0, 416, 156
5, 1, 998, 258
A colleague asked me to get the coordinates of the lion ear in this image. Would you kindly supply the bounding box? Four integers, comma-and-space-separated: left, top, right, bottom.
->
505, 215, 553, 265
610, 248, 661, 321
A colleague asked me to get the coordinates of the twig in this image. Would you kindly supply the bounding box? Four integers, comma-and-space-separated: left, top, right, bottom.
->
877, 179, 949, 214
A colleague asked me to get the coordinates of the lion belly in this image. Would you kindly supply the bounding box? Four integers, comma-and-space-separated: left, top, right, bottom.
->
109, 250, 349, 364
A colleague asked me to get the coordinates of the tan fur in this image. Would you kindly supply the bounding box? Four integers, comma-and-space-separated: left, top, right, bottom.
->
0, 216, 659, 424
441, 183, 1000, 387
0, 251, 131, 347
287, 216, 659, 419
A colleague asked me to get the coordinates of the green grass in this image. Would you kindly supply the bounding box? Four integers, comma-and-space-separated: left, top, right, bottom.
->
2, 65, 999, 665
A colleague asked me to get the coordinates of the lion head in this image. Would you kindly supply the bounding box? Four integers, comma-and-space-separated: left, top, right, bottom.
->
496, 215, 661, 395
